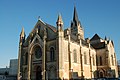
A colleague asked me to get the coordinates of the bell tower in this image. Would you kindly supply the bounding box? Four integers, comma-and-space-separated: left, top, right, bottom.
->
71, 6, 84, 40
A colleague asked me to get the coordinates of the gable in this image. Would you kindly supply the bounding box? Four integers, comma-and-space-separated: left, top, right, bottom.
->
23, 20, 57, 47
90, 34, 102, 41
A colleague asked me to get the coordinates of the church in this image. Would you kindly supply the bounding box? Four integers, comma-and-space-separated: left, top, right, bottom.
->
18, 7, 118, 80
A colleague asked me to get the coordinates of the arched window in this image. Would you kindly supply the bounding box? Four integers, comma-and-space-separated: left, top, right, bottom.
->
111, 55, 114, 66
50, 47, 55, 61
34, 46, 42, 59
73, 49, 77, 63
25, 53, 28, 65
93, 55, 95, 66
84, 52, 87, 64
96, 56, 98, 66
100, 56, 102, 65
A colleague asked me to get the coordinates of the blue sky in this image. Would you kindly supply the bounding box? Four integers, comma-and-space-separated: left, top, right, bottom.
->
0, 0, 120, 68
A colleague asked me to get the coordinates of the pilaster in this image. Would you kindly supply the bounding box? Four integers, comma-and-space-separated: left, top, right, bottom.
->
42, 27, 47, 80
27, 53, 31, 80
17, 43, 22, 80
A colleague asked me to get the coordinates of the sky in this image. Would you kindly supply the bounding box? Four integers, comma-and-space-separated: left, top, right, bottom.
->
0, 0, 120, 68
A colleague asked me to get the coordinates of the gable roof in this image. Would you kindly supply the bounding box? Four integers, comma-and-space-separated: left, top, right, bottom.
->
90, 34, 102, 41
23, 20, 57, 47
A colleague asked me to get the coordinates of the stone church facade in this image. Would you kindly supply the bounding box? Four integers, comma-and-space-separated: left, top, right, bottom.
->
18, 7, 118, 80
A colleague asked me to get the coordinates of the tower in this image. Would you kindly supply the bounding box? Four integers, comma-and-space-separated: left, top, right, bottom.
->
18, 27, 25, 80
56, 13, 63, 31
71, 6, 84, 40
56, 14, 64, 79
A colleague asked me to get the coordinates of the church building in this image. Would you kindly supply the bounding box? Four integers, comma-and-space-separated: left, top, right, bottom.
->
18, 7, 118, 80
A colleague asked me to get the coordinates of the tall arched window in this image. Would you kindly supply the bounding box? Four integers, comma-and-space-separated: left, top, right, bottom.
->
84, 52, 87, 64
100, 56, 102, 65
96, 56, 98, 66
25, 52, 28, 65
73, 49, 77, 63
50, 47, 55, 61
111, 55, 114, 66
92, 55, 95, 66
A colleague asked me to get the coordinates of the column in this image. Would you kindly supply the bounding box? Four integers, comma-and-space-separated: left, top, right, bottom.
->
79, 39, 84, 78
17, 44, 22, 80
42, 27, 46, 80
89, 43, 92, 78
28, 54, 31, 80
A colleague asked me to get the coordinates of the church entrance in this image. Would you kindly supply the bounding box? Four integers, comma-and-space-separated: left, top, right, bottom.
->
36, 66, 42, 80
99, 72, 103, 78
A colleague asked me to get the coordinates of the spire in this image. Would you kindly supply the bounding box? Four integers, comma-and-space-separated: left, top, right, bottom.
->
20, 27, 25, 38
20, 27, 25, 44
56, 13, 63, 25
73, 6, 79, 23
56, 13, 63, 31
105, 36, 107, 40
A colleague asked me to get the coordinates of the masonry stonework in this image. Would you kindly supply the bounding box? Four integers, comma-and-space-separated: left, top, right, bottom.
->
18, 7, 118, 80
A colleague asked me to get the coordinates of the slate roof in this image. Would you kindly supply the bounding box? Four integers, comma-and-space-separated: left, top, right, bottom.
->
73, 6, 79, 23
46, 23, 57, 32
90, 34, 102, 41
91, 42, 105, 49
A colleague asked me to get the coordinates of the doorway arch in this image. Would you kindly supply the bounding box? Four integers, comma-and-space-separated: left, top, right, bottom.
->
99, 69, 105, 78
99, 72, 103, 78
36, 66, 42, 80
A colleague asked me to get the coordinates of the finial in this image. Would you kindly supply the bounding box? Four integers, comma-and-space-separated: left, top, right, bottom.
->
73, 0, 76, 7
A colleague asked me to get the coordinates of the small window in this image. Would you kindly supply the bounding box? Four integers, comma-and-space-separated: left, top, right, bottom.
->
84, 52, 87, 64
96, 56, 98, 66
100, 56, 102, 65
50, 47, 55, 61
111, 55, 114, 66
93, 55, 95, 66
73, 49, 77, 63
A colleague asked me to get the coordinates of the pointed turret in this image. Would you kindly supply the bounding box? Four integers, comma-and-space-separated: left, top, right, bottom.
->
20, 27, 25, 38
105, 36, 107, 40
20, 27, 26, 44
56, 13, 63, 31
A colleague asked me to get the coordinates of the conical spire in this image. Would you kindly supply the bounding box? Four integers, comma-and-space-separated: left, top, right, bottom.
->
57, 13, 63, 24
105, 36, 107, 40
56, 13, 63, 31
20, 27, 25, 38
73, 6, 79, 23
